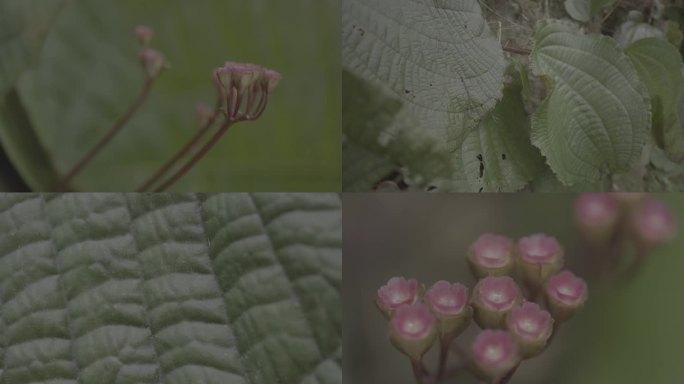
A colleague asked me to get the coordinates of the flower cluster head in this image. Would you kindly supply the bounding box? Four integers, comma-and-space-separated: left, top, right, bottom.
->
574, 194, 676, 278
214, 62, 281, 121
376, 232, 588, 383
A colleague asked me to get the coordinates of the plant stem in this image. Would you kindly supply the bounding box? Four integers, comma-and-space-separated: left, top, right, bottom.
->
410, 358, 429, 384
57, 77, 155, 191
436, 337, 451, 379
153, 118, 234, 191
136, 96, 222, 192
502, 46, 530, 56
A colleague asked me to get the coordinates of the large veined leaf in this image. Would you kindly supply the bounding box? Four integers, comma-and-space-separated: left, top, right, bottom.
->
0, 193, 341, 383
342, 0, 506, 190
457, 75, 545, 192
625, 38, 684, 162
564, 0, 617, 23
8, 0, 340, 191
529, 21, 650, 185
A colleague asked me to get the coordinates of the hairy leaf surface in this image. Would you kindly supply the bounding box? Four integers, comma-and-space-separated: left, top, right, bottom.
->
529, 21, 650, 185
0, 193, 341, 384
342, 0, 506, 190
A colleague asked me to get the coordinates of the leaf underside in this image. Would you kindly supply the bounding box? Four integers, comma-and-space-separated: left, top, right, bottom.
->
529, 21, 650, 186
0, 193, 341, 384
342, 0, 506, 190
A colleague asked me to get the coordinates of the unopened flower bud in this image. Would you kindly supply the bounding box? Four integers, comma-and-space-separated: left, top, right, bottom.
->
230, 62, 264, 94
544, 270, 588, 322
506, 302, 553, 358
138, 49, 165, 78
263, 68, 282, 92
195, 103, 213, 126
388, 304, 437, 360
472, 276, 522, 329
575, 193, 620, 243
517, 234, 564, 288
467, 234, 515, 277
135, 25, 154, 47
630, 199, 676, 247
376, 277, 421, 318
424, 281, 471, 340
471, 330, 520, 382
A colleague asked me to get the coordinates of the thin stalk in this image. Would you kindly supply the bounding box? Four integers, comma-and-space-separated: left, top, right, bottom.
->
136, 95, 222, 191
58, 77, 155, 191
153, 118, 235, 191
498, 364, 519, 384
502, 46, 530, 56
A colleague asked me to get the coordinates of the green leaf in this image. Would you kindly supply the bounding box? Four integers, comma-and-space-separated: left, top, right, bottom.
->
8, 0, 340, 191
0, 0, 66, 98
342, 70, 469, 191
614, 11, 666, 48
0, 193, 341, 383
564, 0, 617, 23
0, 90, 60, 191
342, 0, 506, 189
529, 21, 650, 185
456, 76, 545, 192
625, 38, 684, 162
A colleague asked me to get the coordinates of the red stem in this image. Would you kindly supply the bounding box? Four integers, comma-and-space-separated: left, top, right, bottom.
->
502, 46, 530, 56
153, 118, 235, 191
58, 77, 155, 191
136, 95, 223, 192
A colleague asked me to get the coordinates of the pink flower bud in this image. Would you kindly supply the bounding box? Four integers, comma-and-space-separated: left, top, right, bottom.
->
471, 330, 520, 382
506, 302, 553, 358
263, 68, 282, 92
376, 277, 420, 318
135, 25, 154, 47
138, 49, 165, 78
631, 199, 676, 247
517, 234, 564, 287
545, 270, 588, 322
195, 103, 213, 126
388, 304, 437, 360
425, 281, 471, 339
467, 234, 515, 277
575, 193, 620, 242
472, 276, 522, 329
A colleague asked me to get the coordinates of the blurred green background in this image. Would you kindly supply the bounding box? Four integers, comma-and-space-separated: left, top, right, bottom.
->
0, 0, 340, 191
343, 193, 684, 383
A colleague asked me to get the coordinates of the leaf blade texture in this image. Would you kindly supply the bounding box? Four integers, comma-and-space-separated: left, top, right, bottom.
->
529, 21, 650, 185
342, 0, 506, 190
0, 193, 341, 384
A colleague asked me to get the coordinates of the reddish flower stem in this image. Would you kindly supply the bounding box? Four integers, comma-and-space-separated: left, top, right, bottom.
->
57, 76, 156, 191
153, 118, 235, 192
136, 93, 222, 192
502, 46, 530, 56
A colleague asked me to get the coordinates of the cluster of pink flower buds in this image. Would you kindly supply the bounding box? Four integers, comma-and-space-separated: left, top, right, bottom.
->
213, 62, 281, 122
376, 233, 588, 383
575, 193, 676, 277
